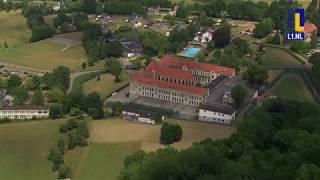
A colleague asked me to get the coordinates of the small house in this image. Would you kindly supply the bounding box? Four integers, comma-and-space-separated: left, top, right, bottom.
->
194, 28, 217, 43
198, 103, 235, 125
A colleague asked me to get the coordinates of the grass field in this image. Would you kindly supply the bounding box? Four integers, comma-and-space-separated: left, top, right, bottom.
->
0, 32, 87, 71
267, 70, 283, 83
90, 119, 236, 151
271, 73, 315, 102
0, 11, 31, 45
0, 120, 66, 180
63, 119, 235, 180
83, 73, 129, 99
260, 47, 301, 66
65, 142, 140, 180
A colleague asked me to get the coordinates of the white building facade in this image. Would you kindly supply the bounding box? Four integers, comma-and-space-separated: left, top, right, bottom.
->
198, 104, 235, 125
0, 106, 50, 120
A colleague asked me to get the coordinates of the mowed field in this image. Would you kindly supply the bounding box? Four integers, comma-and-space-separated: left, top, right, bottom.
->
0, 11, 31, 45
0, 120, 66, 180
271, 73, 315, 103
260, 47, 301, 66
0, 12, 87, 71
83, 73, 129, 99
65, 142, 140, 180
90, 119, 236, 151
63, 119, 236, 180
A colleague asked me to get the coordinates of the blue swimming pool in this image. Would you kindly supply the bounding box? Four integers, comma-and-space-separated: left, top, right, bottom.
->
182, 47, 201, 57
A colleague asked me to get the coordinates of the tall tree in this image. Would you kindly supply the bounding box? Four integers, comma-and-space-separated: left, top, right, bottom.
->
32, 90, 44, 105
231, 84, 247, 108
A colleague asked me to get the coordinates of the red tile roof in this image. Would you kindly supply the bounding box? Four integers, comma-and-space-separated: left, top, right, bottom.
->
160, 54, 235, 76
146, 60, 193, 80
131, 71, 208, 95
305, 21, 318, 33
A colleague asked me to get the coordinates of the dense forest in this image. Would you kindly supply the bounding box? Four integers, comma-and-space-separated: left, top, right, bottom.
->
120, 99, 320, 180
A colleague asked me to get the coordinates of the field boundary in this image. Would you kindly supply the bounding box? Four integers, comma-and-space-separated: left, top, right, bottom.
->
254, 42, 307, 65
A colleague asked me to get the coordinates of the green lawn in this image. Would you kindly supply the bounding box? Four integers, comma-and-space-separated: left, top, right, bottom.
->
0, 11, 31, 46
0, 32, 87, 71
271, 73, 315, 103
0, 120, 66, 180
260, 47, 301, 66
83, 72, 129, 99
65, 142, 140, 180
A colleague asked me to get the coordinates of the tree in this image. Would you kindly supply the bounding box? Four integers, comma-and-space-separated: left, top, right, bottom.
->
176, 5, 188, 18
82, 92, 101, 112
49, 104, 63, 119
199, 11, 208, 26
30, 24, 55, 42
105, 59, 122, 82
104, 41, 123, 58
154, 112, 163, 124
230, 38, 251, 57
309, 53, 320, 64
57, 138, 65, 154
58, 165, 72, 179
46, 87, 65, 103
47, 147, 64, 171
243, 63, 268, 86
69, 107, 81, 117
81, 62, 86, 70
231, 84, 247, 108
12, 86, 29, 105
4, 41, 8, 48
32, 75, 42, 90
25, 78, 36, 90
212, 23, 231, 47
310, 32, 318, 49
7, 74, 21, 90
0, 77, 7, 89
290, 41, 311, 54
160, 123, 182, 145
206, 41, 215, 52
253, 18, 274, 38
88, 107, 104, 119
31, 90, 44, 105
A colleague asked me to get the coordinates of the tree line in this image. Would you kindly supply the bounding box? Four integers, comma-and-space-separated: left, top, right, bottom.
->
120, 98, 320, 180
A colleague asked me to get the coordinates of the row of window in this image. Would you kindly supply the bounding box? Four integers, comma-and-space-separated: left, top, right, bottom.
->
202, 110, 226, 117
0, 111, 49, 114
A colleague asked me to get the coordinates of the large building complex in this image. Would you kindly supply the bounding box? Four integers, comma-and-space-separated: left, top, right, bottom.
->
130, 55, 235, 106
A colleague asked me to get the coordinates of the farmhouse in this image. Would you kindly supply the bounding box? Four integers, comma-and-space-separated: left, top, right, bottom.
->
198, 103, 235, 125
0, 105, 49, 120
130, 55, 235, 106
304, 21, 318, 42
194, 28, 217, 43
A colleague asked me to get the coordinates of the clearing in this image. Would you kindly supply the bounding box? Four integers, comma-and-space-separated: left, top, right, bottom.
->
271, 73, 315, 103
0, 11, 31, 46
90, 119, 236, 151
83, 73, 129, 99
260, 47, 301, 66
0, 32, 87, 71
0, 120, 66, 180
65, 142, 140, 180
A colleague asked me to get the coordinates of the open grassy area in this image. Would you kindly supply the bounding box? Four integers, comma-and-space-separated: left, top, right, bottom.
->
83, 73, 129, 99
0, 11, 31, 46
65, 142, 140, 180
271, 73, 315, 102
0, 120, 66, 180
260, 47, 301, 66
0, 32, 87, 71
64, 119, 235, 180
90, 119, 236, 151
267, 70, 283, 84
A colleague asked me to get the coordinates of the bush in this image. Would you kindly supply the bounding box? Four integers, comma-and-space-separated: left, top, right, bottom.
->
59, 124, 68, 133
69, 107, 81, 117
160, 123, 182, 145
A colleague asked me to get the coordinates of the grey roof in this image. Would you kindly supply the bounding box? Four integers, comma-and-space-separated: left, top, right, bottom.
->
199, 103, 235, 115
